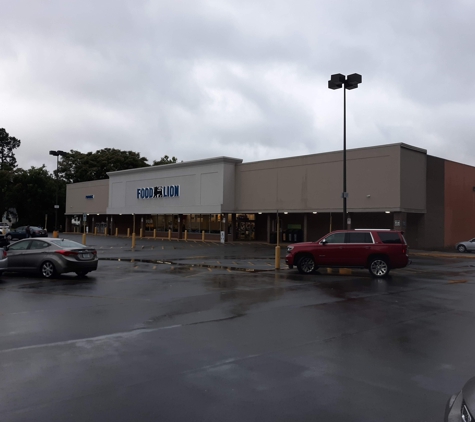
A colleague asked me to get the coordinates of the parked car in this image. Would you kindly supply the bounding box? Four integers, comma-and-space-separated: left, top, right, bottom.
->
285, 229, 409, 277
0, 234, 9, 248
455, 238, 475, 253
3, 238, 98, 278
0, 247, 8, 276
445, 376, 475, 421
0, 222, 10, 235
6, 226, 48, 241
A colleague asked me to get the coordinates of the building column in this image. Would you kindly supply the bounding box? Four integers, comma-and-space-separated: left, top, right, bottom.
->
267, 214, 271, 243
230, 214, 236, 241
303, 214, 308, 242
393, 212, 407, 231
178, 214, 183, 239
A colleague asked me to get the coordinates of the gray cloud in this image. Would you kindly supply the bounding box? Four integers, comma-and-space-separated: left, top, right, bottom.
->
1, 0, 475, 171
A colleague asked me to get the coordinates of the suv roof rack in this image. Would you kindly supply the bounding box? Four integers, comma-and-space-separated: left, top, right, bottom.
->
354, 228, 391, 231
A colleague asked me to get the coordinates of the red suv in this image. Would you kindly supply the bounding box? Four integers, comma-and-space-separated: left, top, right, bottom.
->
285, 229, 409, 277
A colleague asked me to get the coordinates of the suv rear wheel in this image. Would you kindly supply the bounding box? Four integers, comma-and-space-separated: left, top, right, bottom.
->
297, 255, 318, 274
369, 257, 390, 278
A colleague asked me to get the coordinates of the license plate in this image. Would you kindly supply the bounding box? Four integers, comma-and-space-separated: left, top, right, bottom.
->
81, 253, 93, 259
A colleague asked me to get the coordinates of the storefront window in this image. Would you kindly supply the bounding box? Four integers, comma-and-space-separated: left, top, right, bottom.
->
210, 214, 222, 233
190, 214, 201, 232
156, 215, 165, 231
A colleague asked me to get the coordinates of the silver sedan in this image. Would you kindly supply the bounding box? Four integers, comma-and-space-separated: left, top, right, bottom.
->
4, 238, 98, 278
455, 238, 475, 253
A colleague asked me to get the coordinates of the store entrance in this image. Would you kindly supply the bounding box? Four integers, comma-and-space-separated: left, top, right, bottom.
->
236, 214, 255, 240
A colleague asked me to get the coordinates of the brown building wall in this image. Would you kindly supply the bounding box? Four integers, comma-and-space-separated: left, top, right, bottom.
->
444, 161, 475, 247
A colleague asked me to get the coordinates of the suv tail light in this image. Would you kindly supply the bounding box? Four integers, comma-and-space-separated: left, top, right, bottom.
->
2, 250, 6, 259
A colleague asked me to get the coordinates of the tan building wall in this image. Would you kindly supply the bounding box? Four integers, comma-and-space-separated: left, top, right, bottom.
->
66, 179, 109, 215
235, 143, 426, 214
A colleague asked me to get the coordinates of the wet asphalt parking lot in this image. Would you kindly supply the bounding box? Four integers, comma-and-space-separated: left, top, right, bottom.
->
1, 234, 475, 421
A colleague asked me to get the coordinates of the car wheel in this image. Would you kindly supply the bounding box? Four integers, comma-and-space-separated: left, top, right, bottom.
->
41, 261, 57, 279
6, 234, 11, 241
369, 257, 390, 278
76, 271, 89, 277
297, 255, 317, 274
457, 245, 467, 253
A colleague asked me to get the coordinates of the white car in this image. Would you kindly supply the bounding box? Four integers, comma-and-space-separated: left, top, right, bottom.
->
0, 223, 10, 236
455, 238, 475, 253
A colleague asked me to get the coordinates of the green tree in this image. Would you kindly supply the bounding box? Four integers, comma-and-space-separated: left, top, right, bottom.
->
152, 155, 178, 166
57, 148, 150, 183
0, 128, 21, 171
9, 166, 57, 228
0, 128, 21, 222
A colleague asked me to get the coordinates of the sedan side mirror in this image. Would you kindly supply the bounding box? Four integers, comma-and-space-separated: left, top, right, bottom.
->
321, 239, 327, 245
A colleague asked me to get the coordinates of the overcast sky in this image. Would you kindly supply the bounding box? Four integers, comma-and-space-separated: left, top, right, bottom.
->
1, 0, 474, 172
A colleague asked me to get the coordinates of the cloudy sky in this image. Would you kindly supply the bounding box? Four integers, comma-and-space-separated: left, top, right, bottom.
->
1, 0, 474, 172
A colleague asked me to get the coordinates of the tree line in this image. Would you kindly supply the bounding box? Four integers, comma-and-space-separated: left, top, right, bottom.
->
0, 127, 178, 229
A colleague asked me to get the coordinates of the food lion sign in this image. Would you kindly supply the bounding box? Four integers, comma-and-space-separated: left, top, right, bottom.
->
137, 185, 180, 200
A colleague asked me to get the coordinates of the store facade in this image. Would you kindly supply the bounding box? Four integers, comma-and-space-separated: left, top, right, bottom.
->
65, 143, 475, 249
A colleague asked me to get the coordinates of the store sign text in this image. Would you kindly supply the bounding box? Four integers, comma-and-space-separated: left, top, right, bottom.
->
137, 185, 180, 200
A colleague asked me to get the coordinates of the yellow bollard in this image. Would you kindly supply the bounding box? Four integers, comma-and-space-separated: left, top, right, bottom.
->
115, 228, 118, 237
168, 229, 171, 241
94, 227, 97, 235
104, 228, 108, 236
153, 229, 156, 239
202, 230, 205, 241
140, 228, 143, 238
275, 245, 281, 270
184, 230, 188, 241
131, 232, 136, 249
127, 228, 130, 237
82, 233, 87, 245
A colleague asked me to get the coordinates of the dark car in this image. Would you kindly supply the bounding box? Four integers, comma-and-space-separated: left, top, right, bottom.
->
0, 247, 7, 276
4, 238, 98, 278
445, 377, 475, 421
285, 229, 409, 277
0, 234, 9, 248
6, 226, 48, 241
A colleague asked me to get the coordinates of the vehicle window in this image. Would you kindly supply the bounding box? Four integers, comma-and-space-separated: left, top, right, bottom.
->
49, 239, 85, 248
377, 232, 403, 244
324, 233, 345, 243
9, 241, 31, 251
346, 232, 373, 243
29, 240, 50, 250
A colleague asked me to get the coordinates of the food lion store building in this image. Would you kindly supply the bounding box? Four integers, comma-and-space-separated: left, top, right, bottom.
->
65, 143, 475, 250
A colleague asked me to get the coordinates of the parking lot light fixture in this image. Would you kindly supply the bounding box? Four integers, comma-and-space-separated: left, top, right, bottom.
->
328, 73, 362, 229
49, 150, 68, 232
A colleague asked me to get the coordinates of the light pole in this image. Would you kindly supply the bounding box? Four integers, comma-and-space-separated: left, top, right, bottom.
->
49, 150, 67, 232
328, 73, 362, 229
